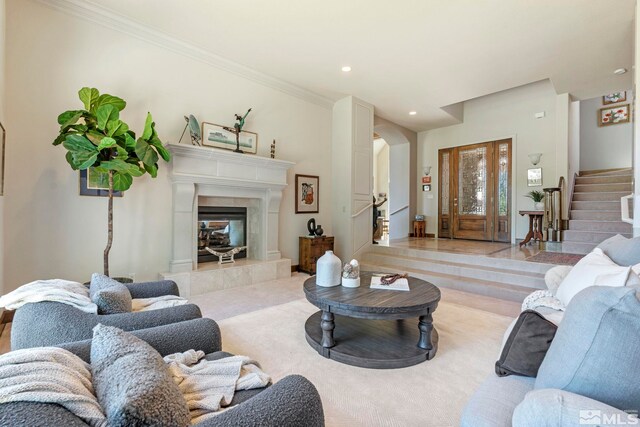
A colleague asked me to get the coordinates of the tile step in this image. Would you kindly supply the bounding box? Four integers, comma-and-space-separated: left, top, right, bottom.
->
361, 263, 539, 303
368, 244, 554, 274
362, 252, 546, 288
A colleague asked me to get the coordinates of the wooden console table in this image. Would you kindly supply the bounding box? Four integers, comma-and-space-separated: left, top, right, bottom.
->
298, 236, 334, 274
519, 211, 544, 247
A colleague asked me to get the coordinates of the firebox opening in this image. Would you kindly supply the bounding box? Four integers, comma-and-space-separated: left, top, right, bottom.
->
197, 206, 247, 264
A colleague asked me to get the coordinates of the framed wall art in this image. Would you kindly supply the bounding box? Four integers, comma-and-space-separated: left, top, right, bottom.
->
422, 184, 431, 192
527, 168, 542, 187
598, 104, 630, 126
201, 121, 258, 154
602, 91, 626, 105
79, 168, 123, 197
295, 174, 319, 214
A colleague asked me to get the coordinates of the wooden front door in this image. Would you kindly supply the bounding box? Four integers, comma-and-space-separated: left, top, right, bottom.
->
438, 139, 511, 242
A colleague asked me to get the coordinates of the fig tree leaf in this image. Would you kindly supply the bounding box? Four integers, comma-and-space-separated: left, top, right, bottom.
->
96, 105, 118, 130
97, 137, 117, 151
94, 94, 126, 112
135, 139, 158, 167
112, 172, 133, 191
78, 87, 99, 111
142, 113, 153, 140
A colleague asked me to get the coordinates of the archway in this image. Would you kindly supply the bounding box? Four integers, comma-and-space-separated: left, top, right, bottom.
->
373, 122, 413, 240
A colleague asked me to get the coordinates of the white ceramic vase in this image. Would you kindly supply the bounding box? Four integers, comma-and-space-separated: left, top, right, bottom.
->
316, 250, 342, 287
534, 202, 544, 211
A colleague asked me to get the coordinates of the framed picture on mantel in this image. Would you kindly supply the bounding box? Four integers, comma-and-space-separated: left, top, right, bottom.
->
295, 174, 319, 214
201, 121, 258, 154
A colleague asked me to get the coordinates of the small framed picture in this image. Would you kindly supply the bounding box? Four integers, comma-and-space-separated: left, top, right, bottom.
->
80, 168, 123, 197
527, 168, 542, 187
295, 174, 319, 214
201, 122, 258, 154
422, 184, 431, 192
603, 91, 627, 105
598, 104, 630, 126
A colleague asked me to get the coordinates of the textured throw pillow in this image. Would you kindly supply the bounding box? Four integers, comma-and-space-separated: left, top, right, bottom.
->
555, 249, 630, 306
91, 324, 190, 427
535, 286, 640, 411
90, 273, 132, 314
495, 310, 557, 378
598, 234, 640, 267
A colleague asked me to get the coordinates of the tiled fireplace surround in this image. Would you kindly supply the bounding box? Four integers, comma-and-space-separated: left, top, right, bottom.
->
160, 144, 294, 297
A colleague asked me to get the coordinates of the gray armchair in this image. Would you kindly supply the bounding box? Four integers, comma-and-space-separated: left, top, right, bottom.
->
11, 280, 202, 350
0, 318, 325, 427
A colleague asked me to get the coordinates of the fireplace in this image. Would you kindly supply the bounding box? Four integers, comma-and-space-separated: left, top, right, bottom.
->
197, 206, 247, 264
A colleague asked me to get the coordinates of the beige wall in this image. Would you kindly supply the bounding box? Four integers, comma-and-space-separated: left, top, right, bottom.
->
580, 92, 633, 171
418, 80, 560, 240
0, 0, 5, 292
374, 141, 389, 216
3, 0, 332, 291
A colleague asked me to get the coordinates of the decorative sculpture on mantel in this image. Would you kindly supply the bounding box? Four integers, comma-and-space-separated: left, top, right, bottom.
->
204, 246, 247, 265
222, 108, 252, 153
178, 114, 201, 146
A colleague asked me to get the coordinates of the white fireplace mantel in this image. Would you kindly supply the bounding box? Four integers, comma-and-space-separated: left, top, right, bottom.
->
167, 144, 295, 273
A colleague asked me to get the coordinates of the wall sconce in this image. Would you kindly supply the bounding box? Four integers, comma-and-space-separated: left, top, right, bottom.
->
423, 166, 432, 176
528, 153, 542, 166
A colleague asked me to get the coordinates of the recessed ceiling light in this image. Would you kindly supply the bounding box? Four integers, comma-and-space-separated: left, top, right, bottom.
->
341, 66, 352, 72
614, 68, 627, 75
409, 111, 417, 115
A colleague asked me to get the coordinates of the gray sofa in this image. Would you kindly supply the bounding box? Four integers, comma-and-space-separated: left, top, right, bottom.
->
11, 280, 203, 350
461, 284, 640, 427
0, 318, 325, 427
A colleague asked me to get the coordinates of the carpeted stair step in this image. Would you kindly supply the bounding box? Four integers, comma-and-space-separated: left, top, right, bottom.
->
573, 183, 632, 193
571, 201, 621, 211
573, 191, 630, 202
561, 241, 597, 255
567, 220, 632, 233
575, 175, 632, 185
563, 230, 632, 243
362, 252, 546, 289
360, 262, 539, 303
570, 210, 623, 221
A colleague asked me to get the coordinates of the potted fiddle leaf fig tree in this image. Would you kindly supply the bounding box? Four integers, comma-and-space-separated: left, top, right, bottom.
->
53, 87, 171, 277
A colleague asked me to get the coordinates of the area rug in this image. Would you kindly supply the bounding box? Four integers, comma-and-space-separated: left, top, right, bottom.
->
525, 251, 584, 266
218, 299, 513, 427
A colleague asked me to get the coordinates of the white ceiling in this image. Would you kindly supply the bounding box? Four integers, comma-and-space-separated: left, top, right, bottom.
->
93, 0, 635, 132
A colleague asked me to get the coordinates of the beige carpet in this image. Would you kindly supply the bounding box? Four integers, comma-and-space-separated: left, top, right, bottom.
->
218, 298, 513, 427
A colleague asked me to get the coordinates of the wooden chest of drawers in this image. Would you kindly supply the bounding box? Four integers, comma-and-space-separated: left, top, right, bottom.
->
298, 236, 335, 275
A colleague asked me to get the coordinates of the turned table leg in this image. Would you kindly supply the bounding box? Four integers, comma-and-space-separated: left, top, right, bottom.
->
320, 311, 335, 348
519, 214, 535, 247
418, 314, 434, 350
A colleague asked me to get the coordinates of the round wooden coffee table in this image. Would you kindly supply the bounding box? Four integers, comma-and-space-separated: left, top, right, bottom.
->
303, 272, 441, 369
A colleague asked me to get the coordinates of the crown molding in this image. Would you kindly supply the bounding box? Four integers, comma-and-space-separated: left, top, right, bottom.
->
36, 0, 335, 109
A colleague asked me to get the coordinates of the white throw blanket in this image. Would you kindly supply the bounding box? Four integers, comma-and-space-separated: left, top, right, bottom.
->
0, 347, 106, 427
521, 289, 566, 313
0, 279, 98, 313
0, 280, 188, 313
164, 350, 271, 425
132, 295, 189, 312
